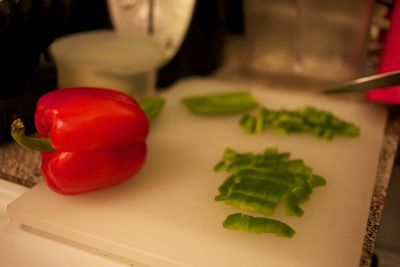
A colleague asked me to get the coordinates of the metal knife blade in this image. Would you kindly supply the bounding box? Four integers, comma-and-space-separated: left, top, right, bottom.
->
323, 70, 400, 94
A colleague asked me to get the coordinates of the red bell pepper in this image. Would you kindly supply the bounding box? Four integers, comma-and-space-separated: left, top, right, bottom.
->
11, 87, 150, 195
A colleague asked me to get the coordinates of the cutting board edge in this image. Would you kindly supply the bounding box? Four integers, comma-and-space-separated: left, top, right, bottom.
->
6, 185, 191, 267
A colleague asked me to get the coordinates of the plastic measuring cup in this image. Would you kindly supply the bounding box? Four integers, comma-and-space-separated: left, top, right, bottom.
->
50, 30, 165, 98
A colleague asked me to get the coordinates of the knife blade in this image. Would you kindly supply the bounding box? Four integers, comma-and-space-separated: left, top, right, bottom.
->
323, 70, 400, 94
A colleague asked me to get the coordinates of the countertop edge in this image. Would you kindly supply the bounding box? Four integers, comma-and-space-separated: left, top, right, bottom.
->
360, 109, 400, 266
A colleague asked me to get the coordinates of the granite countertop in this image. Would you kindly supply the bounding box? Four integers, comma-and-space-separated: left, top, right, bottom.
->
360, 109, 400, 266
0, 142, 42, 188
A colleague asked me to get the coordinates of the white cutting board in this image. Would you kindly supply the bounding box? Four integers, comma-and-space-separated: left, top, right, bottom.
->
7, 78, 387, 267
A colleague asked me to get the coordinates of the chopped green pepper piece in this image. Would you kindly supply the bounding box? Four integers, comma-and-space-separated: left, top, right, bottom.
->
138, 96, 166, 122
214, 160, 227, 172
230, 177, 288, 203
223, 192, 278, 216
235, 169, 296, 186
217, 175, 236, 197
223, 213, 295, 237
240, 114, 256, 133
223, 148, 241, 160
182, 91, 258, 115
282, 198, 304, 217
290, 186, 311, 204
255, 109, 264, 133
310, 174, 327, 187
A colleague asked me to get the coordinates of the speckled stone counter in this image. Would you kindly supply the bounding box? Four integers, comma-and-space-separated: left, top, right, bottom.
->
0, 142, 42, 188
1, 107, 399, 267
360, 109, 400, 266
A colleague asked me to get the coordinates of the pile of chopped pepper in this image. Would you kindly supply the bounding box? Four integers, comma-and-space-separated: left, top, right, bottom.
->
240, 106, 360, 140
214, 147, 326, 237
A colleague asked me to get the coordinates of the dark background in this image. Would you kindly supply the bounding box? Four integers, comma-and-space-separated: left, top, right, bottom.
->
0, 0, 245, 141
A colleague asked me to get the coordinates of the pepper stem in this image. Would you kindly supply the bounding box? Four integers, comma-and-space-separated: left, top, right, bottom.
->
11, 119, 55, 152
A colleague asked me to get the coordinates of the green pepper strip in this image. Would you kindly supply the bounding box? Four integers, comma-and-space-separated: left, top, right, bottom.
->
218, 176, 289, 203
223, 193, 278, 216
182, 91, 258, 116
234, 181, 286, 204
223, 213, 295, 237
